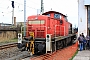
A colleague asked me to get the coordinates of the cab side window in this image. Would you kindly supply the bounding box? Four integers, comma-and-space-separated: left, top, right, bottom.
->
47, 14, 50, 17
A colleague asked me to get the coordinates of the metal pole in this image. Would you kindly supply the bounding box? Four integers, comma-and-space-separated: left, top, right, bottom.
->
11, 1, 14, 25
41, 0, 44, 14
12, 8, 14, 25
24, 0, 26, 36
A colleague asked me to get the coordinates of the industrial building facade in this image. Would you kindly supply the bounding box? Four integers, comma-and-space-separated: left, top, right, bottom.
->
78, 0, 90, 36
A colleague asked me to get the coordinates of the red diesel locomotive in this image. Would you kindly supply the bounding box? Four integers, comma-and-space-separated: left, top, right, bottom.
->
18, 11, 76, 55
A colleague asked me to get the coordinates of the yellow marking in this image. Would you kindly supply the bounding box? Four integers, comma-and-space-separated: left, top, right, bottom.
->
29, 32, 34, 54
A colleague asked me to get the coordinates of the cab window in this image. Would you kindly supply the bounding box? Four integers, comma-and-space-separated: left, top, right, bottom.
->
54, 13, 60, 19
47, 14, 50, 17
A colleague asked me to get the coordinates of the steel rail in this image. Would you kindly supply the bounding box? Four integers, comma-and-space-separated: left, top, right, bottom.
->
0, 43, 17, 50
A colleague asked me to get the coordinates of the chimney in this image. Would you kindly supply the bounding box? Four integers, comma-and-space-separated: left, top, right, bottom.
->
14, 17, 16, 26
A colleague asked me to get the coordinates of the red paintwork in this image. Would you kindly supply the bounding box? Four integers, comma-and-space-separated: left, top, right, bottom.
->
26, 11, 72, 38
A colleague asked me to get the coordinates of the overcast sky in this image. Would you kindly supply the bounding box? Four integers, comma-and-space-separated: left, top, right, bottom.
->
0, 0, 78, 27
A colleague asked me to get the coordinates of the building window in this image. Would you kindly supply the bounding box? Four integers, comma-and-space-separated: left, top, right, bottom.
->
87, 6, 90, 36
88, 6, 90, 29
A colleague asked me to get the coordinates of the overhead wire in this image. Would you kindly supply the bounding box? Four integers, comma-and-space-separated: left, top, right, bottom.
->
0, 6, 12, 15
0, 0, 50, 16
8, 0, 48, 11
0, 0, 12, 15
0, 0, 51, 11
8, 0, 39, 10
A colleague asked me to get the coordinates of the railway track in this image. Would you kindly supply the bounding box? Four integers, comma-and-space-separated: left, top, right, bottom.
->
0, 43, 17, 50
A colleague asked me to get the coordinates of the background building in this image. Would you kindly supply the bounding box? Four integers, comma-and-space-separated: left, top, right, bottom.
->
78, 0, 90, 36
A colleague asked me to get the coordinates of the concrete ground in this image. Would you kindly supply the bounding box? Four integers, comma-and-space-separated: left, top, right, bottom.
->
73, 50, 90, 60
